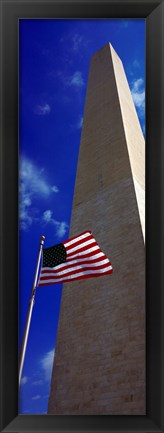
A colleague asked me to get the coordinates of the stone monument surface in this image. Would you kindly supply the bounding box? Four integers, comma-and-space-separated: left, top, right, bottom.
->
48, 43, 145, 415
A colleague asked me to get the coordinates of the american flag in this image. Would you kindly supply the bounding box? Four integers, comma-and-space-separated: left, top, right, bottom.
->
38, 230, 113, 286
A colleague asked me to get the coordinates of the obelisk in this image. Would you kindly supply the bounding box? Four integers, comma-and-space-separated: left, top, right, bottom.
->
48, 43, 145, 415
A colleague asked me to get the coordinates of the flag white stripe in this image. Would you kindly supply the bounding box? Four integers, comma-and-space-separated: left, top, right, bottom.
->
40, 258, 110, 277
64, 231, 91, 248
66, 251, 104, 264
67, 245, 99, 259
39, 265, 113, 284
66, 237, 95, 254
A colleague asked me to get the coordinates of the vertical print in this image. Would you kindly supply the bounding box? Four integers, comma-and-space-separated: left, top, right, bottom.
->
19, 19, 145, 414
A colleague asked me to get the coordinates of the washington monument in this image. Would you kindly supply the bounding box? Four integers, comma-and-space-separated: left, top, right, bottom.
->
48, 43, 145, 415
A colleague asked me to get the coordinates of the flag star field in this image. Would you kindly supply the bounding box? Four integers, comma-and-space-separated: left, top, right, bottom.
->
42, 244, 67, 268
19, 18, 145, 414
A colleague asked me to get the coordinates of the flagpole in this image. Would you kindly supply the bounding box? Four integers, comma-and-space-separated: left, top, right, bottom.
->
19, 235, 45, 386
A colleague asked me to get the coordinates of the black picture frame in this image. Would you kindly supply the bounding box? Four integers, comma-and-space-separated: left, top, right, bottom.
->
0, 0, 164, 432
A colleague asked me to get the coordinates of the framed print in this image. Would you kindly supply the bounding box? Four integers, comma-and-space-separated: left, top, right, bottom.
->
0, 0, 164, 432
18, 16, 146, 417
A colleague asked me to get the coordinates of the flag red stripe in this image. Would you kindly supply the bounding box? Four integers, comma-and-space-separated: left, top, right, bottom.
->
39, 262, 111, 280
39, 268, 113, 286
62, 230, 91, 246
65, 234, 93, 251
39, 267, 113, 282
40, 255, 111, 274
66, 241, 97, 256
66, 247, 102, 260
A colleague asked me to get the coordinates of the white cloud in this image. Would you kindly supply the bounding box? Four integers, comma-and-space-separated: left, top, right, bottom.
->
132, 78, 144, 92
51, 185, 59, 193
42, 210, 68, 238
60, 32, 89, 55
72, 33, 83, 52
20, 158, 51, 197
69, 71, 84, 88
56, 221, 68, 238
23, 196, 32, 206
77, 116, 83, 129
33, 103, 51, 116
43, 209, 53, 223
130, 78, 145, 116
19, 157, 59, 230
40, 349, 55, 382
19, 210, 33, 231
121, 20, 129, 28
133, 59, 140, 69
32, 394, 41, 400
56, 69, 84, 91
70, 116, 83, 131
132, 91, 145, 108
21, 376, 28, 385
32, 380, 43, 386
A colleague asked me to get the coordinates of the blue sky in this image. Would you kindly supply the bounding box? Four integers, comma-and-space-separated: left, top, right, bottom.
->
19, 18, 145, 414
